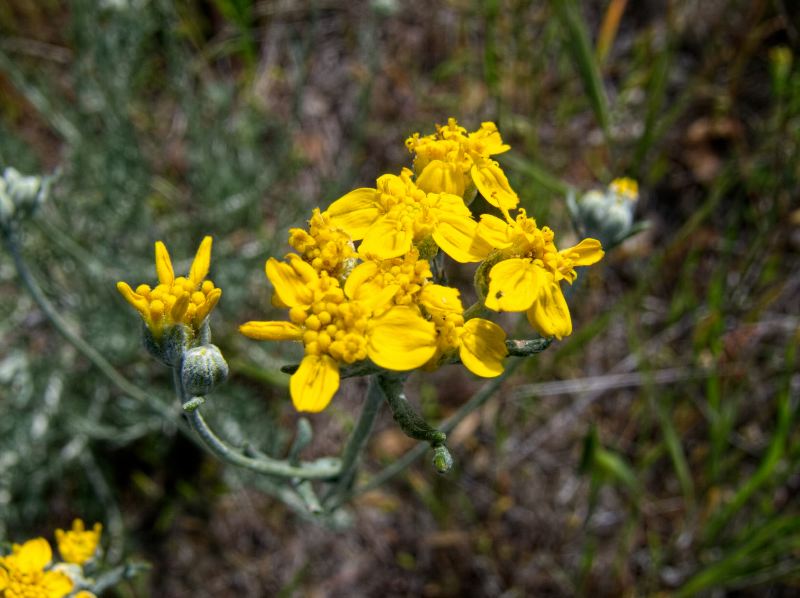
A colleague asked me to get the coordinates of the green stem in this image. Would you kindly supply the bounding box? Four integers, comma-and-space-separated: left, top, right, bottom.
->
378, 374, 446, 446
353, 357, 524, 497
324, 375, 384, 508
173, 368, 341, 480
2, 229, 181, 425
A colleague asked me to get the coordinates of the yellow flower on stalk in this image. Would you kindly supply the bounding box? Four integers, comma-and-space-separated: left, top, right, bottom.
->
288, 208, 355, 278
405, 118, 519, 210
240, 253, 437, 412
0, 538, 73, 598
326, 168, 488, 263
116, 237, 221, 338
54, 520, 102, 565
478, 209, 604, 339
418, 284, 508, 377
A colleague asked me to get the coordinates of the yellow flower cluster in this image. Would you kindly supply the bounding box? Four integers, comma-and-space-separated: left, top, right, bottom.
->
241, 118, 603, 413
0, 520, 101, 598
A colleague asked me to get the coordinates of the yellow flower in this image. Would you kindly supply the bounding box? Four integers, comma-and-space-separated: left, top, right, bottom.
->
326, 168, 488, 263
0, 538, 74, 598
608, 177, 639, 201
240, 253, 437, 412
418, 284, 507, 377
116, 236, 221, 338
54, 519, 102, 565
288, 208, 356, 278
405, 118, 519, 210
478, 209, 604, 339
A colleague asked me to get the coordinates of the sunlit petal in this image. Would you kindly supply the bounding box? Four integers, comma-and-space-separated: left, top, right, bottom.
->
460, 318, 507, 377
290, 354, 340, 412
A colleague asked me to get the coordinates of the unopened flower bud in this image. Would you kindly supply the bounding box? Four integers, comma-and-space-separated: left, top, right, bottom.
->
432, 444, 454, 474
0, 167, 51, 227
181, 344, 228, 397
568, 178, 639, 246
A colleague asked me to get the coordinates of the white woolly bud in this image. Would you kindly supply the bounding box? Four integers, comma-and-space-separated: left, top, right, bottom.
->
181, 344, 228, 397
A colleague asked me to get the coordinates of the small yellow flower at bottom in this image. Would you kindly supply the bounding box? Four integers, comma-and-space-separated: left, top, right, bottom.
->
0, 538, 74, 598
116, 236, 221, 338
55, 519, 102, 566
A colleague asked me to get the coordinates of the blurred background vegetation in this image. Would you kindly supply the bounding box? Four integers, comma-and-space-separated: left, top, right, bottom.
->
1, 0, 798, 595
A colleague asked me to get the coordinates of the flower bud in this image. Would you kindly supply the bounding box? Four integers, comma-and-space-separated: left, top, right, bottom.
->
568, 178, 639, 246
181, 344, 229, 397
142, 322, 190, 367
432, 444, 454, 474
0, 167, 51, 227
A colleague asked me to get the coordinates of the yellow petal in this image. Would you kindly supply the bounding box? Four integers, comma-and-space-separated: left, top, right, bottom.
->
239, 321, 303, 341
526, 280, 572, 339
432, 191, 473, 218
485, 259, 543, 312
14, 537, 53, 571
290, 354, 340, 412
470, 122, 510, 155
560, 237, 604, 266
460, 318, 507, 377
154, 241, 175, 285
359, 218, 413, 259
418, 284, 463, 317
367, 306, 437, 370
326, 188, 380, 240
416, 160, 465, 196
343, 261, 379, 300
470, 162, 519, 210
116, 281, 150, 318
189, 236, 213, 285
0, 568, 8, 591
265, 257, 315, 308
433, 213, 492, 263
195, 288, 221, 322
41, 570, 74, 597
171, 292, 191, 322
476, 213, 513, 249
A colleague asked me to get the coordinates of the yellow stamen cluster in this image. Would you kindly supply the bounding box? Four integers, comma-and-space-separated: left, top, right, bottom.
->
131, 278, 218, 334
289, 208, 355, 277
288, 273, 368, 364
362, 248, 432, 306
374, 169, 437, 238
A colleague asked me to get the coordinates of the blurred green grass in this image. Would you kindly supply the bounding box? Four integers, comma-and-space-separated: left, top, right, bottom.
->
1, 0, 798, 595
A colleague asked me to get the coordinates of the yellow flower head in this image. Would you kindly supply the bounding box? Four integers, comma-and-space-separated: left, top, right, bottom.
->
288, 208, 356, 278
418, 284, 508, 377
326, 168, 487, 263
478, 209, 604, 339
117, 236, 221, 338
405, 118, 519, 210
240, 253, 437, 412
0, 538, 74, 598
54, 519, 102, 565
608, 177, 639, 202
